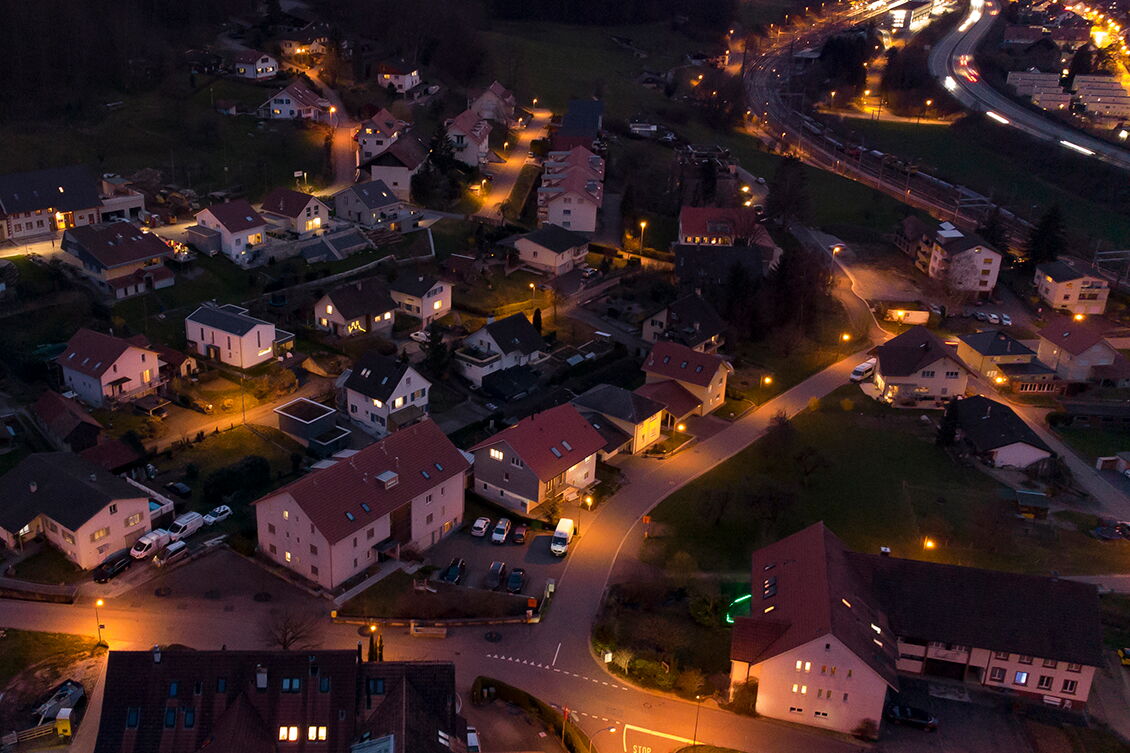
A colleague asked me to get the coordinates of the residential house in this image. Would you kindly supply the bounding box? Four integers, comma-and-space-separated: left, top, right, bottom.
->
911, 222, 1001, 297
62, 222, 175, 299
128, 336, 198, 381
32, 391, 103, 452
446, 109, 493, 167
274, 22, 332, 58
455, 314, 547, 387
1036, 317, 1124, 383
360, 137, 427, 200
375, 58, 420, 93
640, 341, 732, 416
0, 452, 154, 569
355, 109, 407, 165
314, 278, 397, 338
573, 384, 664, 455
390, 275, 451, 325
537, 147, 605, 232
185, 304, 293, 369
955, 330, 1059, 393
551, 99, 604, 151
871, 326, 969, 405
56, 329, 161, 408
470, 403, 605, 514
673, 232, 782, 295
677, 206, 761, 246
0, 166, 146, 242
633, 379, 700, 431
274, 398, 350, 457
513, 224, 589, 276
1035, 260, 1110, 316
260, 188, 331, 236
893, 215, 931, 257
332, 180, 416, 230
94, 650, 465, 753
254, 420, 469, 589
342, 352, 430, 438
469, 80, 518, 125
260, 81, 332, 122
191, 200, 267, 264
642, 293, 726, 352
949, 395, 1053, 469
230, 50, 278, 79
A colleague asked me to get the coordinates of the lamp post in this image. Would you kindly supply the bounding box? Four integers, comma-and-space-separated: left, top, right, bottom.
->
692, 695, 705, 746
589, 726, 618, 753
529, 282, 536, 308
94, 599, 106, 647
639, 219, 648, 252
329, 105, 337, 131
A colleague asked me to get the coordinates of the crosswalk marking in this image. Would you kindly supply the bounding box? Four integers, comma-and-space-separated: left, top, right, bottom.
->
484, 653, 629, 691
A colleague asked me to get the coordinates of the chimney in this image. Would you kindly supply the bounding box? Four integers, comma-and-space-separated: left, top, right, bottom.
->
152, 645, 162, 663
28, 481, 37, 493
879, 546, 891, 557
255, 665, 268, 689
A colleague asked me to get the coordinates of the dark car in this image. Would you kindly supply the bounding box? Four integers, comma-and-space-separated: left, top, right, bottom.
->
885, 704, 938, 731
512, 524, 529, 544
164, 481, 192, 498
506, 567, 526, 594
440, 557, 466, 584
485, 561, 507, 590
92, 551, 133, 583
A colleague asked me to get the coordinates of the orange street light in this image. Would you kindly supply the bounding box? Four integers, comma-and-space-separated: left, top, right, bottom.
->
923, 538, 937, 550
94, 598, 106, 646
762, 375, 773, 386
369, 624, 378, 633
329, 106, 336, 114
639, 219, 648, 250
1074, 313, 1086, 321
994, 376, 1006, 384
841, 332, 852, 342
676, 423, 687, 432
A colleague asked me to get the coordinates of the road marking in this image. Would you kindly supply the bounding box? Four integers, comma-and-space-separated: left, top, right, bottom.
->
622, 723, 697, 750
553, 641, 561, 666
484, 655, 629, 691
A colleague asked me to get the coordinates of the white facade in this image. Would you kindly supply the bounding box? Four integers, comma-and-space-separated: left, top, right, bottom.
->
366, 164, 418, 201
455, 327, 545, 387
264, 195, 330, 236
345, 369, 430, 438
541, 192, 599, 233
185, 319, 276, 368
1035, 270, 1110, 316
391, 281, 451, 325
377, 68, 420, 93
874, 355, 969, 403
513, 236, 587, 276
60, 346, 160, 409
1, 494, 152, 570
194, 208, 266, 262
233, 53, 278, 80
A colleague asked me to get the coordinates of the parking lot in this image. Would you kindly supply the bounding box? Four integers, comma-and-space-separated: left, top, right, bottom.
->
425, 521, 570, 600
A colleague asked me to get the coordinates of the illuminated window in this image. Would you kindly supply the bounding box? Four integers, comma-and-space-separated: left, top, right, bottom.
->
285, 551, 292, 562
800, 685, 807, 695
795, 660, 803, 671
126, 513, 143, 527
91, 526, 110, 541
393, 397, 405, 409
307, 726, 327, 741
804, 661, 811, 672
433, 300, 443, 310
326, 304, 333, 315
792, 683, 799, 693
1014, 671, 1029, 686
282, 510, 289, 520
279, 726, 299, 741
490, 449, 504, 461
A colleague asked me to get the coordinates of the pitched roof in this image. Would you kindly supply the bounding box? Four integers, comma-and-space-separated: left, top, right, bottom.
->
79, 438, 143, 472
1036, 316, 1115, 356
376, 58, 416, 75
1037, 260, 1088, 283
872, 326, 961, 378
447, 109, 492, 145
483, 314, 545, 356
186, 303, 274, 337
730, 522, 900, 688
951, 395, 1051, 454
0, 165, 102, 214
343, 352, 421, 403
268, 81, 330, 110
391, 274, 439, 298
0, 452, 143, 534
540, 169, 603, 206
57, 328, 151, 379
230, 49, 273, 64
579, 411, 633, 454
337, 180, 400, 210
260, 187, 319, 219
642, 341, 729, 388
255, 420, 469, 544
484, 80, 515, 102
358, 108, 404, 137
471, 404, 605, 481
365, 136, 428, 170
64, 223, 172, 269
634, 380, 700, 419
678, 206, 759, 238
574, 384, 664, 424
324, 277, 396, 320
521, 224, 589, 255
649, 293, 726, 349
32, 390, 102, 443
199, 199, 266, 233
957, 330, 1034, 357
560, 99, 604, 135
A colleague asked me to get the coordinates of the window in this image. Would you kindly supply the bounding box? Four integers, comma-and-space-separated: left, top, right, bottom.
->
184, 709, 196, 728
311, 565, 319, 576
169, 681, 179, 697
125, 513, 142, 527
1014, 671, 1029, 686
842, 692, 849, 702
165, 708, 177, 728
989, 667, 1005, 682
921, 370, 935, 378
490, 448, 504, 461
282, 677, 301, 692
126, 707, 140, 728
283, 510, 290, 520
1037, 675, 1053, 690
945, 371, 959, 379
1043, 659, 1058, 668
194, 680, 203, 695
426, 513, 434, 525
91, 526, 110, 542
1066, 663, 1082, 673
369, 678, 386, 694
109, 504, 118, 514
279, 726, 299, 742
1018, 655, 1033, 665
993, 651, 1010, 660
217, 678, 227, 692
320, 676, 331, 693
788, 707, 804, 714
795, 660, 803, 671
308, 726, 327, 741
285, 551, 292, 563
368, 528, 375, 540
511, 457, 524, 468
1062, 679, 1078, 694
310, 544, 318, 555
814, 711, 828, 719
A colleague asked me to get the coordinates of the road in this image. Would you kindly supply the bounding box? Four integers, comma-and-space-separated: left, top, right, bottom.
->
928, 0, 1130, 172
306, 68, 359, 194
474, 108, 552, 222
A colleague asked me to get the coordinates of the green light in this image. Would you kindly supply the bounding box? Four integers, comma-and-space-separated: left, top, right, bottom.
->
724, 593, 753, 624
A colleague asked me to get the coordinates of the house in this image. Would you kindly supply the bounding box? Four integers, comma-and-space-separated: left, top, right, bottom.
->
274, 398, 351, 456
731, 523, 1103, 735
0, 452, 155, 569
912, 222, 1001, 297
1057, 400, 1130, 428
260, 188, 330, 236
871, 326, 969, 405
62, 222, 175, 300
955, 330, 1059, 393
674, 236, 781, 294
893, 215, 931, 257
254, 420, 468, 589
641, 341, 732, 416
260, 81, 332, 121
949, 395, 1053, 469
642, 293, 726, 352
127, 336, 199, 381
314, 278, 397, 338
1036, 317, 1123, 383
230, 50, 278, 79
543, 147, 606, 181
0, 166, 145, 242
470, 403, 605, 514
93, 649, 465, 753
360, 137, 428, 201
634, 379, 700, 430
551, 99, 604, 151
677, 206, 762, 246
513, 224, 589, 276
56, 329, 161, 408
1035, 260, 1110, 316
469, 80, 518, 125
185, 304, 293, 368
446, 109, 493, 167
572, 384, 664, 455
536, 169, 602, 232
274, 22, 332, 58
355, 108, 407, 164
32, 391, 103, 452
342, 352, 430, 438
455, 314, 547, 387
390, 275, 451, 325
332, 180, 416, 230
375, 58, 421, 93
191, 200, 267, 264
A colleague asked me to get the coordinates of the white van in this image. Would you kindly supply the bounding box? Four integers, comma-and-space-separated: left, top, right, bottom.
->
168, 512, 204, 542
153, 541, 189, 568
130, 529, 171, 559
550, 518, 575, 557
850, 358, 877, 383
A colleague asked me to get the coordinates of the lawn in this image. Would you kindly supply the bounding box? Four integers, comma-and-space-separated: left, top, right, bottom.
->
8, 546, 85, 585
1056, 427, 1130, 463
429, 218, 483, 260
454, 269, 544, 316
0, 629, 100, 688
338, 570, 531, 619
504, 165, 542, 225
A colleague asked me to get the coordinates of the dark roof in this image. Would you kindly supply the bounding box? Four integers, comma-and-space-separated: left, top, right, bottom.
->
32, 391, 102, 446
260, 187, 319, 219
64, 223, 172, 270
391, 275, 440, 298
580, 411, 633, 454
0, 452, 143, 533
521, 224, 589, 255
483, 314, 545, 356
649, 294, 726, 349
324, 278, 396, 320
200, 199, 266, 233
951, 395, 1052, 454
674, 244, 773, 286
998, 359, 1056, 377
642, 341, 729, 388
365, 137, 427, 170
848, 552, 1103, 667
471, 404, 606, 481
560, 99, 604, 133
633, 380, 700, 419
1037, 316, 1115, 356
1037, 260, 1087, 283
873, 326, 961, 378
481, 364, 540, 399
957, 330, 1034, 357
79, 438, 143, 472
57, 329, 152, 379
344, 352, 418, 402
339, 180, 400, 210
574, 384, 664, 424
0, 165, 101, 214
186, 304, 272, 336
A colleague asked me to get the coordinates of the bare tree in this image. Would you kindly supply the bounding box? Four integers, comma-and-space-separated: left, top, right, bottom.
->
260, 609, 322, 650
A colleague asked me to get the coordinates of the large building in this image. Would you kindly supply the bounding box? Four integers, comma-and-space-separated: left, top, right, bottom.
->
0, 166, 145, 243
900, 221, 1001, 298
871, 326, 969, 405
1035, 260, 1110, 316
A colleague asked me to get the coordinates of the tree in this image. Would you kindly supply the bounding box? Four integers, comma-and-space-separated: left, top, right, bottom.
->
612, 648, 634, 674
532, 307, 542, 333
976, 206, 1008, 252
427, 123, 457, 173
765, 156, 810, 225
1026, 204, 1066, 266
260, 609, 321, 650
676, 667, 705, 697
936, 400, 958, 446
423, 322, 450, 375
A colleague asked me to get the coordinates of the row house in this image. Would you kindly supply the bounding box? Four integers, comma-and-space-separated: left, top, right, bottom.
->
341, 352, 430, 438
537, 146, 605, 232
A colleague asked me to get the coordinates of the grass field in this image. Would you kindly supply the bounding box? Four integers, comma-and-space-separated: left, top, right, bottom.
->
1056, 427, 1130, 463
9, 547, 85, 585
0, 629, 98, 688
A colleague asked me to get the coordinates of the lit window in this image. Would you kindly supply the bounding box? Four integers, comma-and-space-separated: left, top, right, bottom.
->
326, 305, 333, 314
795, 660, 803, 671
841, 598, 852, 608
490, 448, 504, 461
804, 661, 811, 672
279, 726, 299, 741
285, 551, 292, 562
792, 683, 799, 693
800, 685, 807, 695
283, 510, 289, 520
307, 726, 328, 741
433, 300, 443, 310
870, 623, 881, 634
1014, 671, 1029, 686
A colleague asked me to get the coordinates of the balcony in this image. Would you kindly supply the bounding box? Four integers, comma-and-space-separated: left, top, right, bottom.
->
454, 345, 501, 368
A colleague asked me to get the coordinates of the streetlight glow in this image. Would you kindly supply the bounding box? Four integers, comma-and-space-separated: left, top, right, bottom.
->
1074, 313, 1086, 321
762, 375, 773, 386
923, 538, 937, 550
841, 333, 852, 342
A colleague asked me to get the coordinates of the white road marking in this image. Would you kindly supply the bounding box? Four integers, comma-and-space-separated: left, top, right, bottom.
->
553, 641, 561, 666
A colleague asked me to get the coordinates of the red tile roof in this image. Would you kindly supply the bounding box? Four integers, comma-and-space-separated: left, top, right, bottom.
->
447, 109, 492, 145
642, 341, 728, 388
65, 223, 173, 269
678, 206, 759, 239
80, 437, 142, 471
33, 390, 102, 441
56, 328, 153, 379
261, 187, 318, 219
254, 420, 469, 545
200, 199, 266, 233
471, 404, 605, 482
358, 108, 405, 138
633, 380, 700, 419
1037, 315, 1117, 356
231, 49, 273, 64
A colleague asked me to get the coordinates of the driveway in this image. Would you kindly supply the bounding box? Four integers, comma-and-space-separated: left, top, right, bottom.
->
882, 678, 1034, 753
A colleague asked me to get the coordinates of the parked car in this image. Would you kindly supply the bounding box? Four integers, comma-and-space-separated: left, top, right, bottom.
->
974, 311, 989, 322
987, 313, 1001, 325
168, 511, 204, 542
92, 550, 133, 583
1000, 313, 1013, 326
131, 529, 171, 559
506, 567, 526, 594
512, 524, 529, 544
467, 727, 481, 753
203, 505, 232, 525
850, 358, 877, 383
409, 330, 430, 343
885, 704, 938, 731
485, 560, 507, 590
153, 541, 189, 568
164, 481, 192, 498
470, 517, 491, 537
441, 557, 467, 584
580, 266, 599, 279
491, 518, 512, 544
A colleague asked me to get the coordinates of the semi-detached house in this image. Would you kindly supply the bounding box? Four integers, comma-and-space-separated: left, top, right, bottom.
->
341, 352, 430, 438
56, 328, 161, 408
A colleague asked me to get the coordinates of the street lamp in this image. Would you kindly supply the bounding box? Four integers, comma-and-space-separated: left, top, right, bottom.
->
532, 97, 538, 107
639, 219, 648, 251
528, 282, 536, 307
841, 332, 852, 342
94, 599, 106, 647
589, 726, 618, 753
829, 90, 836, 108
692, 695, 705, 745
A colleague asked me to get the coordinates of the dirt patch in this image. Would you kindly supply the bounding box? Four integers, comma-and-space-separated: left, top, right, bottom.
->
0, 638, 105, 732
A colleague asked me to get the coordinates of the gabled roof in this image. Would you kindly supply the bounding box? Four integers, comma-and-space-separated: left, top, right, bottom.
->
642, 341, 729, 388
391, 274, 440, 298
540, 170, 602, 205
482, 314, 545, 356
376, 58, 416, 75
64, 223, 172, 270
0, 165, 102, 214
634, 380, 700, 419
957, 330, 1034, 357
470, 404, 605, 482
199, 199, 266, 233
186, 303, 274, 337
57, 328, 151, 379
265, 81, 330, 110
0, 452, 144, 534
255, 420, 469, 544
872, 326, 961, 377
260, 187, 320, 219
365, 136, 428, 170
32, 390, 102, 442
648, 293, 726, 349
323, 277, 396, 320
1037, 260, 1088, 283
678, 206, 759, 238
1036, 316, 1116, 356
336, 180, 400, 210
343, 352, 423, 403
447, 110, 492, 145
230, 49, 274, 64
574, 384, 664, 424
579, 411, 632, 454
951, 395, 1051, 454
358, 108, 405, 138
520, 224, 589, 255
79, 438, 143, 473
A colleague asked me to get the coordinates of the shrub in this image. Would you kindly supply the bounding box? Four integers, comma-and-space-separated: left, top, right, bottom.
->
727, 680, 758, 716
852, 718, 879, 740
840, 397, 855, 412
631, 658, 676, 690
807, 396, 820, 411
202, 455, 271, 501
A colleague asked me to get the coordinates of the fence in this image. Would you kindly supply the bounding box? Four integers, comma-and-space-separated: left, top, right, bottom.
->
0, 576, 77, 604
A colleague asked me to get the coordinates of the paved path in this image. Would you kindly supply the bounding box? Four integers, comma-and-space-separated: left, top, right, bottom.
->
474, 108, 552, 222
